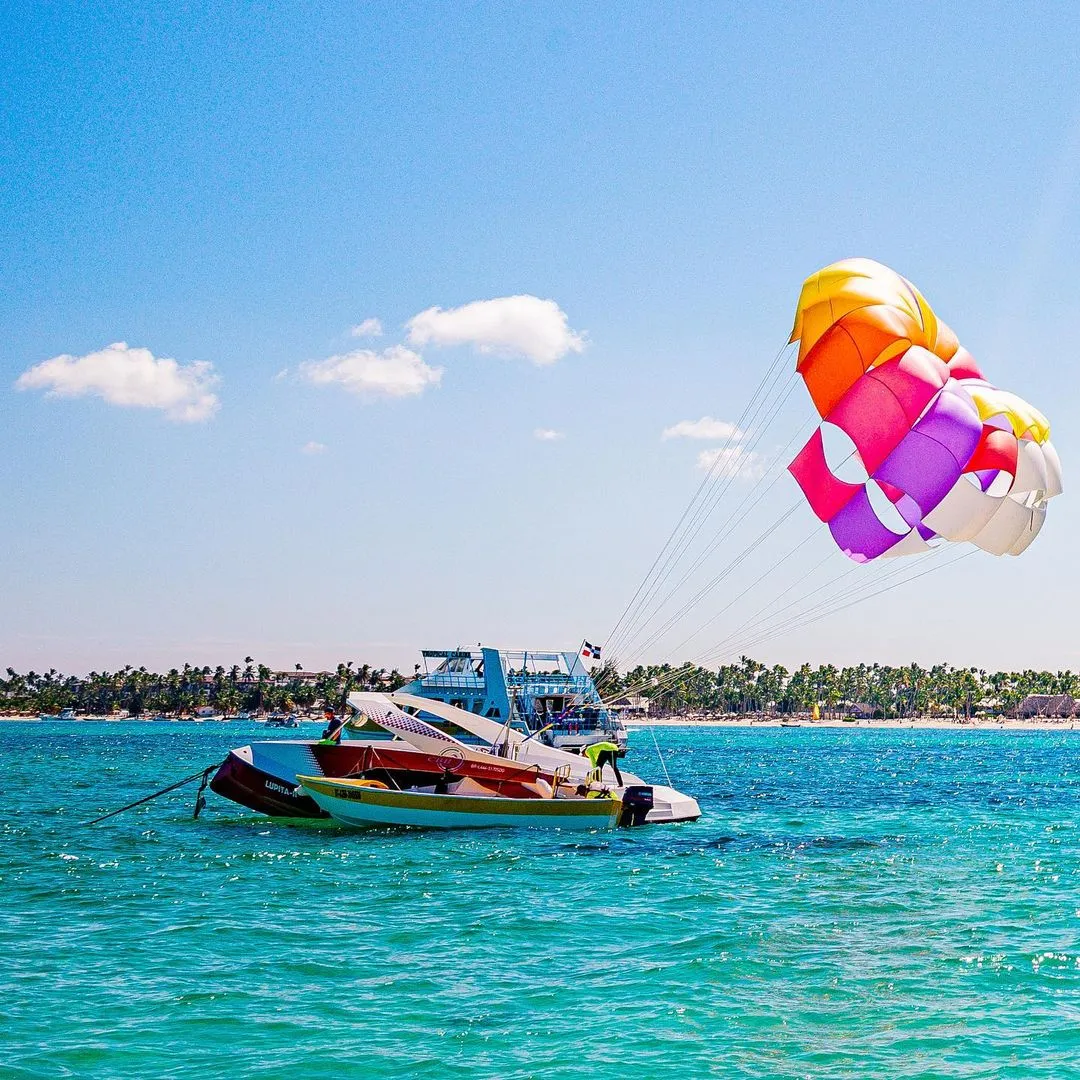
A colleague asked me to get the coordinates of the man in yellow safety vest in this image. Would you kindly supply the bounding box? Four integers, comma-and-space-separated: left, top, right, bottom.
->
583, 740, 623, 785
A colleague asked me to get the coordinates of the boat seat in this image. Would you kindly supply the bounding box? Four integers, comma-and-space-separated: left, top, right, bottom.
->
448, 776, 500, 797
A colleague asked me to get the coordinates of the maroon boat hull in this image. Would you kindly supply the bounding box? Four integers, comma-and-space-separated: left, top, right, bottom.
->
210, 751, 327, 818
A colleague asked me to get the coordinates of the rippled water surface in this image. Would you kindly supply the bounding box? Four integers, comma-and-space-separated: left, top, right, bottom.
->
3, 721, 1079, 1078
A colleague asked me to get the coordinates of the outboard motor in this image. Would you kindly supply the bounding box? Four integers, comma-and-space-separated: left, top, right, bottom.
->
619, 785, 654, 827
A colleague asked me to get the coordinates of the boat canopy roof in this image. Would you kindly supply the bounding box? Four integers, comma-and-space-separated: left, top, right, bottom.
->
390, 691, 523, 747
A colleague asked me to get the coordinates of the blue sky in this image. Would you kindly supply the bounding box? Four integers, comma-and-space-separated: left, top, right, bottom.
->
2, 2, 1078, 675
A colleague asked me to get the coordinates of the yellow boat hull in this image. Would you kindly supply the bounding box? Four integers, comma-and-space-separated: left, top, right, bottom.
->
297, 775, 620, 831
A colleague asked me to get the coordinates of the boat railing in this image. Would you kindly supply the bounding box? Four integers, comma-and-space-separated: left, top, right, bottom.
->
418, 675, 485, 692
506, 674, 583, 694
544, 720, 620, 735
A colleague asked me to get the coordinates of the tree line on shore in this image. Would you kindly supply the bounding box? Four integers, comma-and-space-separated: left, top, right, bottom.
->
595, 657, 1080, 719
0, 660, 408, 717
4, 655, 1077, 720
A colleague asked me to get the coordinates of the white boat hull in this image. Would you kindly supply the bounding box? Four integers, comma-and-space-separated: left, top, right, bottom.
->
645, 784, 702, 824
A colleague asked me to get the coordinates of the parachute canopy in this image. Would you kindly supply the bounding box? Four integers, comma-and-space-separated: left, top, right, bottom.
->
788, 259, 1062, 562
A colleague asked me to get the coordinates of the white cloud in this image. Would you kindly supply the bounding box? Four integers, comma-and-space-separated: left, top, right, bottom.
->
299, 345, 442, 399
534, 428, 565, 441
663, 416, 745, 441
406, 295, 585, 366
301, 441, 327, 454
696, 446, 765, 480
15, 342, 220, 422
273, 368, 290, 381
350, 318, 383, 338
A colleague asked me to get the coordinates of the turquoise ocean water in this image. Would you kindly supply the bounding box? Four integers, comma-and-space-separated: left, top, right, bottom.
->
2, 721, 1078, 1079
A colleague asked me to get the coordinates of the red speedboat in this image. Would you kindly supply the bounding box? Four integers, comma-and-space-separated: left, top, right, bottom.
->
210, 739, 555, 818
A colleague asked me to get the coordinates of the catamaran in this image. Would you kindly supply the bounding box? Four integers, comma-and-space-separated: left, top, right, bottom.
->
398, 647, 628, 751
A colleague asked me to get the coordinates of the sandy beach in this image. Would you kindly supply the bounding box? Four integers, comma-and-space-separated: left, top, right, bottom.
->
625, 716, 1079, 731
5, 714, 1075, 732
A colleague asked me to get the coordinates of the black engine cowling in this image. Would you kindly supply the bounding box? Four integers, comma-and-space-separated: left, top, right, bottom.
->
618, 785, 654, 827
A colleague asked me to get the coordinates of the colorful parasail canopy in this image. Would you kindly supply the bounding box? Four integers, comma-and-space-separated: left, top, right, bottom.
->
788, 259, 1062, 562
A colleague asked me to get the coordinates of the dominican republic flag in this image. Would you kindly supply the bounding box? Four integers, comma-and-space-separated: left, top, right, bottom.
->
581, 641, 601, 660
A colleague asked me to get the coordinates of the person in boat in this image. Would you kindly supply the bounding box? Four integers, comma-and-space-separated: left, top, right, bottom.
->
583, 740, 623, 785
319, 710, 346, 744
575, 782, 616, 800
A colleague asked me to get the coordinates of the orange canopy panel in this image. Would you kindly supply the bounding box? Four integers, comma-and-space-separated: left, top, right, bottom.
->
798, 307, 921, 417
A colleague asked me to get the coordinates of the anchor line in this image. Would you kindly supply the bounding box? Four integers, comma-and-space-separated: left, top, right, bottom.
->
83, 764, 218, 826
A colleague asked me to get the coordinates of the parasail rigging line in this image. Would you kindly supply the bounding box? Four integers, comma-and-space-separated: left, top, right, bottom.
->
698, 553, 928, 663
701, 551, 862, 657
613, 470, 911, 691
619, 506, 811, 670
675, 439, 900, 661
605, 366, 796, 663
650, 524, 822, 664
609, 407, 816, 663
608, 548, 965, 709
608, 547, 876, 704
604, 341, 794, 658
709, 548, 969, 661
607, 521, 829, 704
727, 550, 974, 657
607, 368, 800, 661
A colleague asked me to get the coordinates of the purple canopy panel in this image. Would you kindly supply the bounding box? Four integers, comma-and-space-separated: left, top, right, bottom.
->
788, 428, 862, 522
917, 523, 937, 541
828, 487, 910, 563
825, 374, 912, 475
983, 413, 1014, 433
874, 479, 924, 528
910, 384, 982, 468
873, 387, 983, 517
874, 430, 965, 517
893, 491, 924, 528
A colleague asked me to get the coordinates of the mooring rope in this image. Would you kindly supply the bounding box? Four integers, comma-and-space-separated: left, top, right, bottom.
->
648, 724, 673, 789
83, 764, 218, 826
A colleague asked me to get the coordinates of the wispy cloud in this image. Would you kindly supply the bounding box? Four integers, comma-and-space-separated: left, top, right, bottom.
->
406, 295, 585, 366
15, 342, 220, 422
663, 416, 745, 441
696, 446, 765, 479
533, 428, 565, 441
301, 441, 327, 454
299, 345, 442, 399
350, 318, 383, 338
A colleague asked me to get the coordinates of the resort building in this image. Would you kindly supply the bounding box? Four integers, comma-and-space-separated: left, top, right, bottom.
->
1018, 694, 1076, 718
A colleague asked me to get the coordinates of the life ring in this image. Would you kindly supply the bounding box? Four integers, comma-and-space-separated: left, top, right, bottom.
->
354, 779, 389, 789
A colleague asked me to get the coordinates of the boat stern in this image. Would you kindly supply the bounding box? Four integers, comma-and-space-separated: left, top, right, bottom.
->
209, 743, 326, 818
641, 784, 701, 824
